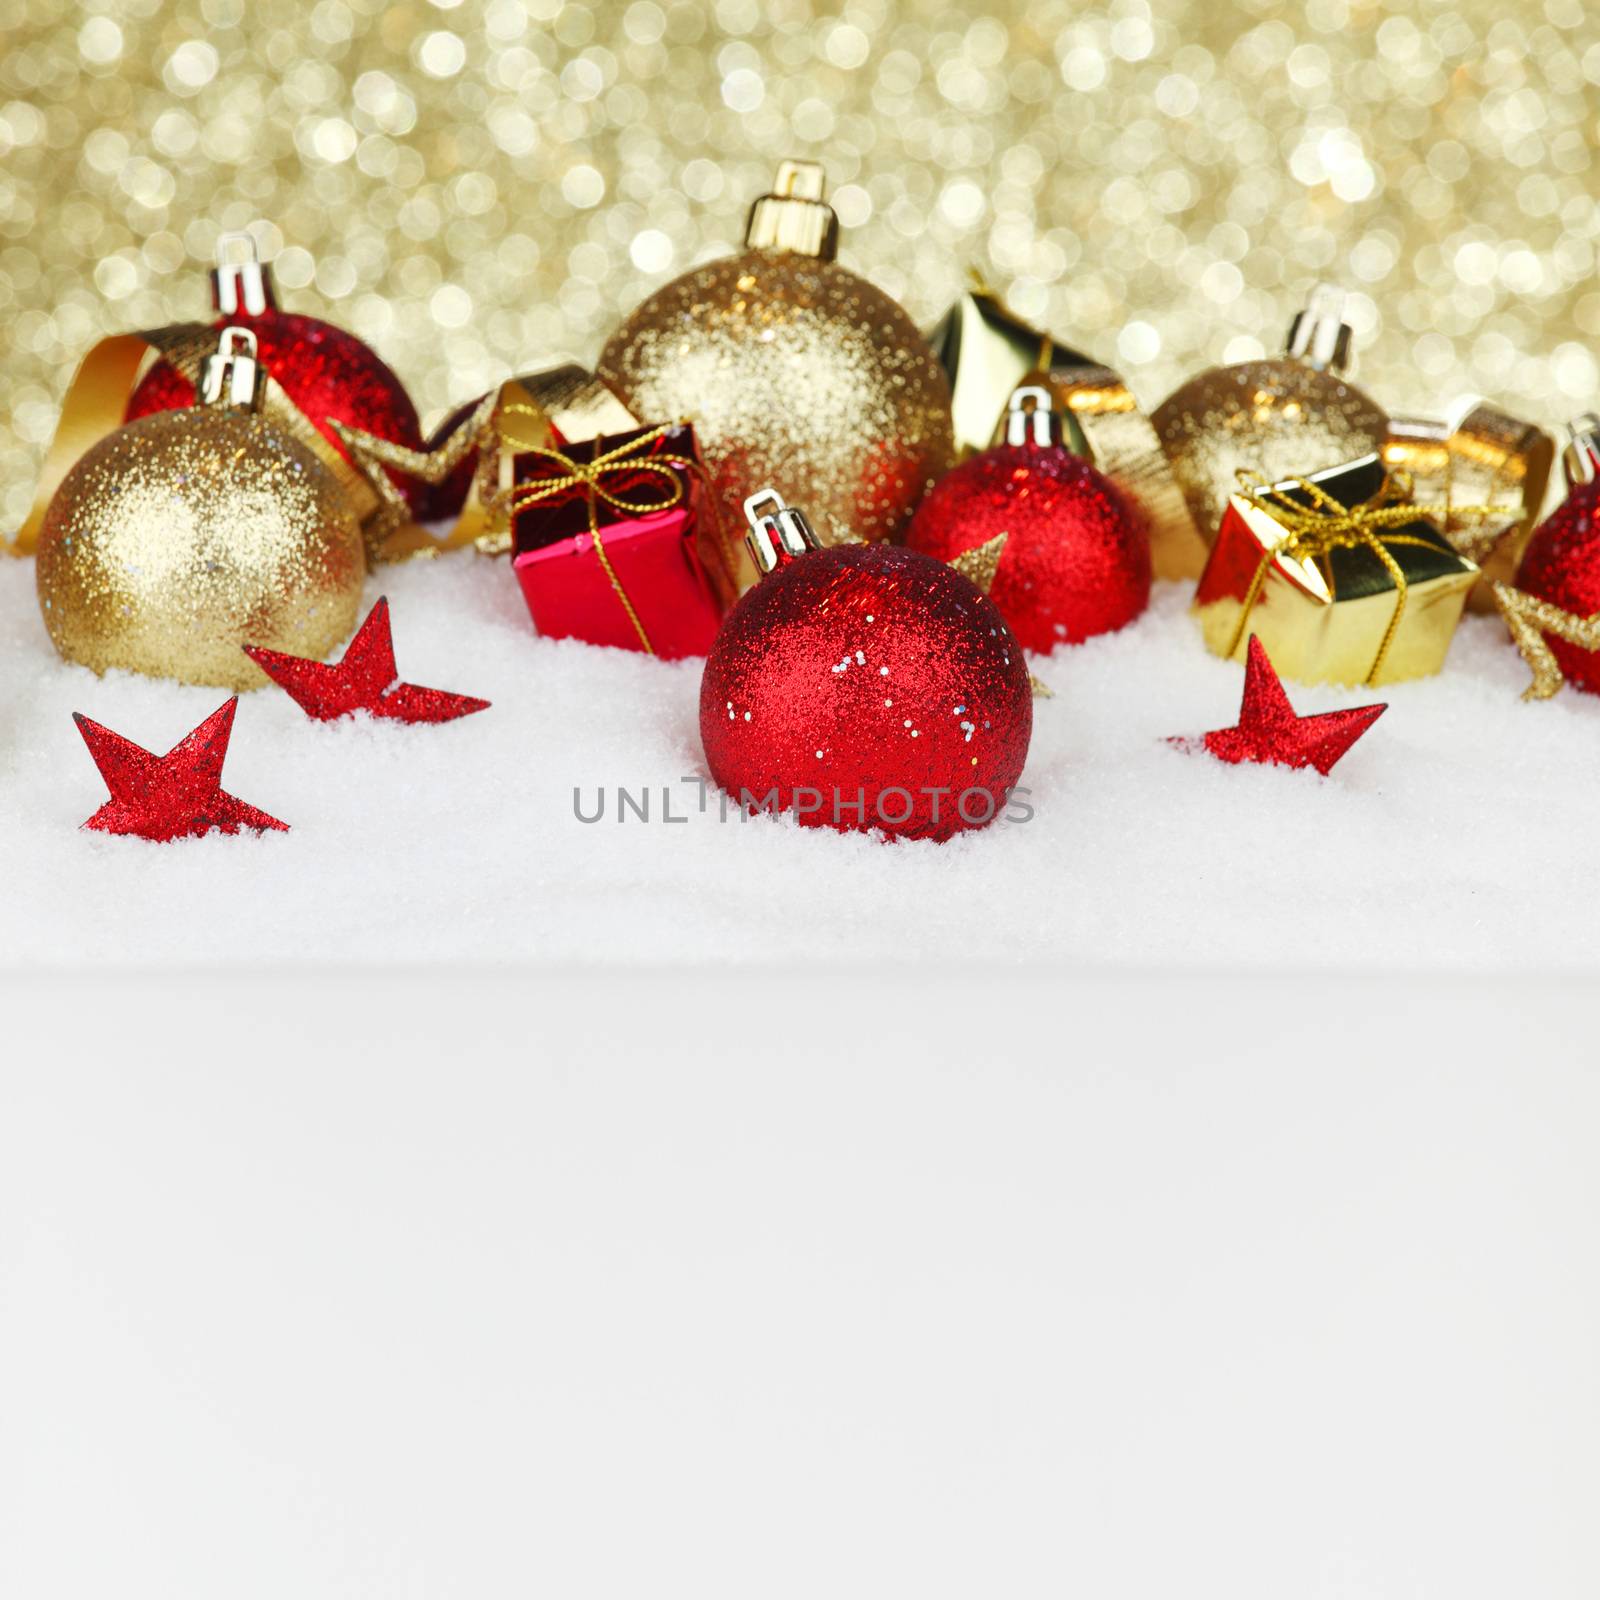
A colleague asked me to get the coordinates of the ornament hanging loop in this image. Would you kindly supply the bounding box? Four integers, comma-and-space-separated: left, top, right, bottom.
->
1286, 282, 1354, 375
743, 487, 822, 573
1002, 384, 1061, 448
1563, 413, 1600, 487
744, 160, 839, 260
211, 229, 276, 317
198, 326, 266, 411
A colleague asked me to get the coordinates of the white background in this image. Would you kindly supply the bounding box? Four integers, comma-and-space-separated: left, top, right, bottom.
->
3, 968, 1596, 1599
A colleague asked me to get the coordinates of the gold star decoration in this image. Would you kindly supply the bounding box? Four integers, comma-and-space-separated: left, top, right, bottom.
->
1491, 581, 1600, 700
833, 527, 1053, 697
945, 531, 1006, 593
825, 526, 1051, 694
944, 533, 1053, 697
332, 390, 502, 564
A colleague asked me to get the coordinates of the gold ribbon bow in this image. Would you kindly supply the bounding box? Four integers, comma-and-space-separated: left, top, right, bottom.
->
497, 415, 701, 657
1227, 469, 1466, 687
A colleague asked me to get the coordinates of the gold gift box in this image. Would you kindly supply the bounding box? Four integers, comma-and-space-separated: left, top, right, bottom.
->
1192, 454, 1478, 686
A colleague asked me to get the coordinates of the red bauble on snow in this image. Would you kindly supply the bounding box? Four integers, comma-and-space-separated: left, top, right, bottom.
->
124, 231, 427, 513
905, 385, 1150, 653
1513, 415, 1600, 694
699, 491, 1033, 842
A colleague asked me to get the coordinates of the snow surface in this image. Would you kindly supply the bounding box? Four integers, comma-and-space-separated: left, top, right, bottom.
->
3, 549, 1599, 970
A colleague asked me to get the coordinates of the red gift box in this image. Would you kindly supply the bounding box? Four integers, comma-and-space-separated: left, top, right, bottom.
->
508, 423, 726, 660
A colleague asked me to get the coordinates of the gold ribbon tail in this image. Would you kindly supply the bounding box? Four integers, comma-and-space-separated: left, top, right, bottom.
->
16, 324, 379, 555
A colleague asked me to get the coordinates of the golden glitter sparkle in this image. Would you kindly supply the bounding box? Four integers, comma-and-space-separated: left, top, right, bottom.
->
35, 405, 366, 689
599, 247, 954, 595
2, 0, 1598, 541
1153, 356, 1390, 543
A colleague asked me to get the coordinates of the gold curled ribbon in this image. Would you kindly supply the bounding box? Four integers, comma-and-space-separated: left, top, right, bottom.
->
334, 366, 645, 565
1385, 405, 1555, 590
1046, 362, 1211, 581
1227, 469, 1476, 687
497, 418, 707, 658
1491, 582, 1600, 701
12, 323, 379, 555
332, 390, 502, 564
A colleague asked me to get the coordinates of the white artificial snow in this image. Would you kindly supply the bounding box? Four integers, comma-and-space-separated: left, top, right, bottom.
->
2, 549, 1598, 970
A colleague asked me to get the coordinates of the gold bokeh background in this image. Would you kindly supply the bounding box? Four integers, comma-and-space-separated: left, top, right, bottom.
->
2, 0, 1597, 538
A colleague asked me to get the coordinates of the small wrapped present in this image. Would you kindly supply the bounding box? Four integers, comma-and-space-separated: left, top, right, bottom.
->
1192, 453, 1479, 686
506, 421, 726, 660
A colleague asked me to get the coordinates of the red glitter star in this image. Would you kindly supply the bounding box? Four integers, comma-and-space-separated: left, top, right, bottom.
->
75, 698, 288, 841
1179, 635, 1387, 776
243, 597, 489, 724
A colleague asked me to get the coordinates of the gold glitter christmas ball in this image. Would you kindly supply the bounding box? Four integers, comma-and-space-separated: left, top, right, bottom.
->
36, 334, 365, 691
1152, 285, 1389, 545
597, 162, 953, 602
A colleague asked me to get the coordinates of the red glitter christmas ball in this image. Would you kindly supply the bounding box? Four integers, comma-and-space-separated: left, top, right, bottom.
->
1514, 475, 1600, 693
125, 251, 426, 513
699, 543, 1033, 842
905, 442, 1150, 653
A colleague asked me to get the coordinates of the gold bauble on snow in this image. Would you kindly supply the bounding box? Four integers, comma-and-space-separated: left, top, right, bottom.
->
36, 328, 365, 691
597, 161, 954, 602
1151, 285, 1389, 545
